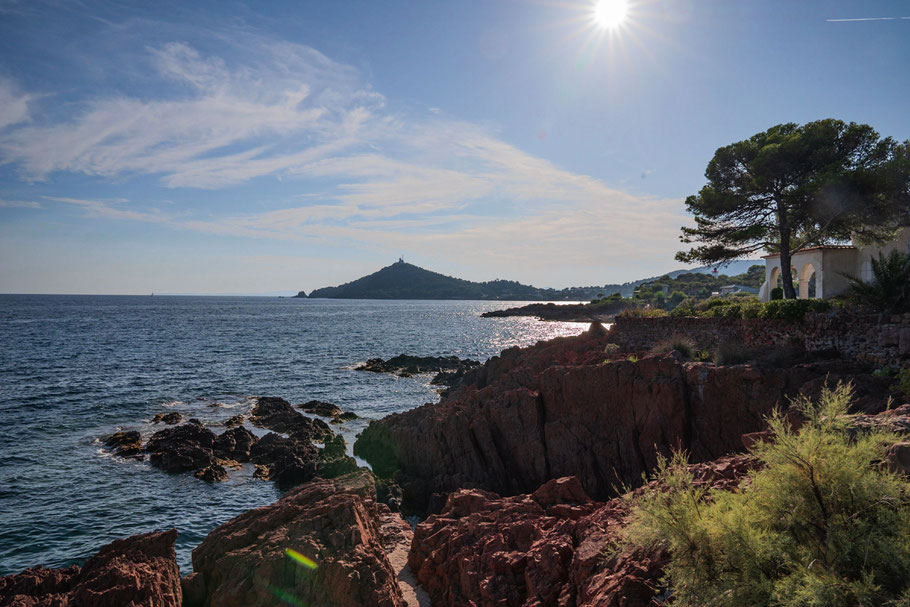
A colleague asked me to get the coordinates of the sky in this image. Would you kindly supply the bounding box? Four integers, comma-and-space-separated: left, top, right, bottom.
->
0, 0, 908, 295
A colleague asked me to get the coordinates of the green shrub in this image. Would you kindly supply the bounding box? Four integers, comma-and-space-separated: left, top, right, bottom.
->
603, 343, 620, 356
846, 251, 910, 313
651, 336, 697, 359
618, 307, 669, 318
770, 286, 784, 300
621, 383, 910, 607
757, 298, 830, 321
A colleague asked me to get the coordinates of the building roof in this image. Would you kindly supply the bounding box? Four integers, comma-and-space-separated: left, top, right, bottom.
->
762, 245, 856, 259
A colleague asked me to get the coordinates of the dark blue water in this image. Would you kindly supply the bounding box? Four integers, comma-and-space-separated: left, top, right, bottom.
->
0, 295, 587, 576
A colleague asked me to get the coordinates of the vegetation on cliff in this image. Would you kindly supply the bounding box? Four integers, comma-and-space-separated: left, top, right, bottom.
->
622, 383, 910, 606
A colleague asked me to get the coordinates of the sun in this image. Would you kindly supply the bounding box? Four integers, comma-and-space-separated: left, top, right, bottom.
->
593, 0, 629, 29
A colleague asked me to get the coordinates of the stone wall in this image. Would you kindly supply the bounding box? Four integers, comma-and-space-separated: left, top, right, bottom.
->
606, 311, 910, 367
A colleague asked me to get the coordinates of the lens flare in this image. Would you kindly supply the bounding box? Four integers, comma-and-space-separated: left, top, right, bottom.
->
285, 548, 318, 570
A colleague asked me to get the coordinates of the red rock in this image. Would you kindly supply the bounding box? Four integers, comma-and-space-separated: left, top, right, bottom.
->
190, 469, 410, 607
0, 530, 182, 607
410, 460, 754, 607
356, 329, 888, 513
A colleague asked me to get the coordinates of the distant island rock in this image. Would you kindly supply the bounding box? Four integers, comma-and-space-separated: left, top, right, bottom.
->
302, 260, 621, 301
296, 258, 763, 301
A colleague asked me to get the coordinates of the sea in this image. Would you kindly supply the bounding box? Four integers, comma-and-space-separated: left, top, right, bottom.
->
0, 295, 589, 576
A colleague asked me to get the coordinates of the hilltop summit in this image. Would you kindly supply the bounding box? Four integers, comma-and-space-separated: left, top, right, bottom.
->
304, 260, 551, 300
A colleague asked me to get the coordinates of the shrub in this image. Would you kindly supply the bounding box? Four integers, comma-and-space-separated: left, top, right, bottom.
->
618, 307, 669, 318
621, 383, 910, 607
847, 251, 910, 313
715, 340, 755, 365
651, 336, 697, 359
770, 286, 784, 300
603, 343, 620, 356
757, 298, 830, 321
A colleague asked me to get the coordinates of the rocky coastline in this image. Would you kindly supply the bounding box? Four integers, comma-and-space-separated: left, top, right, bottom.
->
480, 300, 629, 322
4, 322, 908, 606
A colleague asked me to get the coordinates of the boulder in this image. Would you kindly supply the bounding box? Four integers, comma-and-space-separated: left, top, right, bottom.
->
223, 414, 245, 428
250, 397, 331, 438
213, 427, 257, 462
152, 412, 183, 425
195, 465, 228, 483
250, 433, 319, 489
190, 470, 409, 607
146, 423, 217, 473
0, 530, 181, 607
102, 430, 143, 458
299, 400, 343, 417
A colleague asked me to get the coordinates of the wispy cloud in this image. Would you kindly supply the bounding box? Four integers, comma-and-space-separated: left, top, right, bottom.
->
0, 198, 41, 208
0, 29, 691, 284
0, 78, 31, 130
827, 16, 910, 22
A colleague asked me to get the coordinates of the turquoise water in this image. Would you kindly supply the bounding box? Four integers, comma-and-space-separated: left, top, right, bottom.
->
0, 295, 587, 575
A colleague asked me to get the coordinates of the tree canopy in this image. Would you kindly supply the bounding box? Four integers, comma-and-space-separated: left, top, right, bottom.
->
677, 119, 909, 298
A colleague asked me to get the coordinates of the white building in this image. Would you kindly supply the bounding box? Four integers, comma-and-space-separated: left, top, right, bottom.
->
758, 227, 910, 302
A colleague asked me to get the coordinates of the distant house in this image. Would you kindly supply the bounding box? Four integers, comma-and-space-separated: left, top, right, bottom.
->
758, 227, 910, 301
719, 284, 759, 296
634, 281, 669, 296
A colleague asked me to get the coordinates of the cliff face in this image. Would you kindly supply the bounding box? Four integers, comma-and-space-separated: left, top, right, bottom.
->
0, 530, 182, 607
355, 325, 889, 513
189, 470, 411, 607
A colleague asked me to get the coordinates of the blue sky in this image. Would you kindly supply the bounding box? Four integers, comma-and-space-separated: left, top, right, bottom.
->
1, 0, 908, 294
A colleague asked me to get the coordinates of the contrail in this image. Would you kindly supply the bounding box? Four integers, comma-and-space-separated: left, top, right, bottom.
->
827, 16, 910, 22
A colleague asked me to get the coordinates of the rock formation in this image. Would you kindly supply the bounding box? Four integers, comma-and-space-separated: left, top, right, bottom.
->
0, 530, 182, 607
408, 458, 754, 607
249, 396, 331, 438
355, 325, 889, 513
188, 470, 411, 607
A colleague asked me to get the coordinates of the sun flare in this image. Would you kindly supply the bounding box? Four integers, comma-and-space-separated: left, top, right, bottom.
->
593, 0, 628, 29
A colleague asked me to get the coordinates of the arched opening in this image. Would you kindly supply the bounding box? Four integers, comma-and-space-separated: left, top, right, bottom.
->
800, 263, 817, 299
769, 267, 781, 298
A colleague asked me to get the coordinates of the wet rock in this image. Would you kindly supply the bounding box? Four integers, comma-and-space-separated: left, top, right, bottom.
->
0, 530, 182, 607
355, 354, 481, 379
195, 465, 228, 483
249, 396, 331, 439
146, 423, 216, 473
213, 427, 257, 462
317, 434, 360, 479
223, 414, 244, 428
190, 470, 409, 607
102, 430, 143, 458
250, 433, 319, 489
152, 411, 183, 425
299, 400, 343, 417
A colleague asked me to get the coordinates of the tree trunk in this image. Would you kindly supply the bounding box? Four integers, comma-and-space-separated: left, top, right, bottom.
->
778, 216, 798, 299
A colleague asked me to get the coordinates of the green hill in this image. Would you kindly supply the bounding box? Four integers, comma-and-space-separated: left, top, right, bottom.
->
301, 259, 765, 301
305, 260, 553, 300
